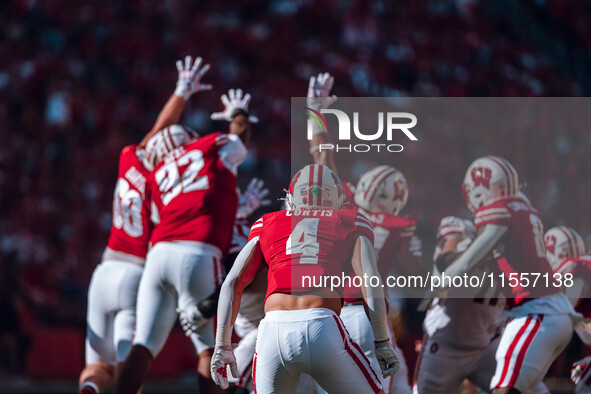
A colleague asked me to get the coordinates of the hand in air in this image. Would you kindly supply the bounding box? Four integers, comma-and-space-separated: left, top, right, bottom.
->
174, 55, 212, 100
307, 72, 337, 110
211, 89, 259, 123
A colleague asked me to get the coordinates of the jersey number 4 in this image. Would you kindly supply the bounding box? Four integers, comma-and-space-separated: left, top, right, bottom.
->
286, 218, 320, 264
155, 150, 209, 205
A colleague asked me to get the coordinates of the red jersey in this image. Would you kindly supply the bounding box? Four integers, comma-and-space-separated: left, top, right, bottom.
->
149, 133, 246, 254
106, 145, 152, 260
247, 207, 375, 300
343, 210, 417, 300
555, 256, 591, 318
474, 196, 557, 307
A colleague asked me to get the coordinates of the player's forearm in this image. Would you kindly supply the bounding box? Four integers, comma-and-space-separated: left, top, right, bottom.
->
309, 131, 338, 174
444, 224, 508, 278
353, 236, 390, 342
228, 114, 251, 147
140, 94, 187, 147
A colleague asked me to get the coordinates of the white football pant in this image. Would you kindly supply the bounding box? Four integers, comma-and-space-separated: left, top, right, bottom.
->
85, 260, 143, 365
253, 308, 383, 394
133, 241, 223, 356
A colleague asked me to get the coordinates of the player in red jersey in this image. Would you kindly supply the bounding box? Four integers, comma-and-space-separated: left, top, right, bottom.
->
173, 178, 271, 393
78, 55, 210, 394
211, 164, 399, 393
306, 73, 425, 393
420, 155, 577, 394
114, 88, 257, 394
174, 178, 271, 340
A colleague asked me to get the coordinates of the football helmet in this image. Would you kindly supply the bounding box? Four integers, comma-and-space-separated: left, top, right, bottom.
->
544, 226, 586, 270
287, 164, 345, 210
354, 165, 408, 215
462, 155, 519, 214
142, 125, 199, 170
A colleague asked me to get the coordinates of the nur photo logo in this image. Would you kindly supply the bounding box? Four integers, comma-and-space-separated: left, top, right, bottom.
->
306, 108, 418, 153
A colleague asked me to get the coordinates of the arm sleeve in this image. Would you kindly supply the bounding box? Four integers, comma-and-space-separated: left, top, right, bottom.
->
444, 224, 509, 278
218, 134, 247, 175
356, 235, 390, 342
216, 236, 264, 345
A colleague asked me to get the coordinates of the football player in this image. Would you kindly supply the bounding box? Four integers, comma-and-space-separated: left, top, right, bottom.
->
177, 178, 271, 394
414, 216, 504, 393
420, 156, 577, 394
113, 88, 257, 394
211, 164, 399, 393
307, 73, 424, 394
78, 55, 210, 394
544, 226, 591, 393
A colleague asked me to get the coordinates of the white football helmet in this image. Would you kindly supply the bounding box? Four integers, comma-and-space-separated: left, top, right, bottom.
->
287, 164, 345, 210
462, 155, 519, 214
142, 124, 199, 170
354, 165, 408, 215
544, 226, 586, 270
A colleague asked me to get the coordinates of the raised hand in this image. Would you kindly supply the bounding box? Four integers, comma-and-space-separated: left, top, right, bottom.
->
211, 88, 258, 123
307, 72, 337, 110
174, 55, 212, 100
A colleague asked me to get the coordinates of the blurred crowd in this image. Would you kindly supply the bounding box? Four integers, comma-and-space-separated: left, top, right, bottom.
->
0, 0, 589, 383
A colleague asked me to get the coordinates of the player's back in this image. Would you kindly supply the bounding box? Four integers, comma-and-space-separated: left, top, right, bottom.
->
474, 196, 557, 305
106, 145, 152, 263
150, 132, 243, 253
248, 207, 374, 300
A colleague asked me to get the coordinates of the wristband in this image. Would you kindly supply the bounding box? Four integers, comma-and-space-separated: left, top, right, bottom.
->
309, 145, 320, 154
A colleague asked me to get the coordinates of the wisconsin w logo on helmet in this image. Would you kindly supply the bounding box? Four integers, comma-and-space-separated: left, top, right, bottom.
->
470, 167, 492, 188
462, 155, 519, 214
354, 165, 409, 215
544, 234, 556, 254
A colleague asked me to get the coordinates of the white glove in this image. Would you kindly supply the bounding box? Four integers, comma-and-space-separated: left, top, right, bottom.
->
237, 178, 271, 219
374, 340, 400, 378
572, 356, 591, 385
176, 305, 209, 336
211, 344, 238, 389
408, 235, 422, 258
307, 72, 337, 110
210, 89, 258, 123
174, 55, 212, 100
